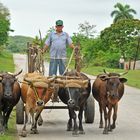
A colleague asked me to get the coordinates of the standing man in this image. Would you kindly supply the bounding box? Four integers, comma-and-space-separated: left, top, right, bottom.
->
119, 56, 125, 69
43, 20, 74, 76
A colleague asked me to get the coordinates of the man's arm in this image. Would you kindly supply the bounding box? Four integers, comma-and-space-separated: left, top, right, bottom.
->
43, 45, 49, 53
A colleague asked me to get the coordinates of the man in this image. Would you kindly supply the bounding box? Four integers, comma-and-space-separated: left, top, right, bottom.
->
119, 56, 124, 69
43, 20, 75, 76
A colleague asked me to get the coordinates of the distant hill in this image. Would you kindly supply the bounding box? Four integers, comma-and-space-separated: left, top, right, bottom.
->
7, 35, 33, 53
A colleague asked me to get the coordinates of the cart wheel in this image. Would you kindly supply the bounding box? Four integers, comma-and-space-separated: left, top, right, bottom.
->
84, 95, 95, 123
16, 98, 24, 124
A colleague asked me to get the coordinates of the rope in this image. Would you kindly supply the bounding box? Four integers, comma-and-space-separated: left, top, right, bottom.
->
62, 49, 75, 75
32, 86, 40, 101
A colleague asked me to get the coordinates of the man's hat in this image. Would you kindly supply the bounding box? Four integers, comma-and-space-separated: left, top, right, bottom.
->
56, 20, 63, 26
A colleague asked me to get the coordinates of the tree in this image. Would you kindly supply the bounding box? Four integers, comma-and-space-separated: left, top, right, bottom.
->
78, 21, 96, 38
101, 19, 140, 68
0, 2, 11, 51
111, 3, 136, 23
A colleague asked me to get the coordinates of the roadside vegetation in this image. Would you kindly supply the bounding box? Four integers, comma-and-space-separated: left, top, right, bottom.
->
0, 110, 18, 140
0, 51, 18, 140
82, 66, 140, 89
0, 51, 15, 72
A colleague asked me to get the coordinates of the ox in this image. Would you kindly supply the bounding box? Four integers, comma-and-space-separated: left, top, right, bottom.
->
0, 70, 22, 134
57, 70, 91, 135
20, 73, 55, 137
92, 70, 127, 134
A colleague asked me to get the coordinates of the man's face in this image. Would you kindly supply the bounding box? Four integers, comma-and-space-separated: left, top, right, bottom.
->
56, 25, 63, 33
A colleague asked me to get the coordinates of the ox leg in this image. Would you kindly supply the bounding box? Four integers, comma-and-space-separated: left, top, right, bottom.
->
111, 104, 118, 129
103, 107, 108, 134
0, 110, 4, 135
3, 107, 13, 130
21, 105, 29, 137
30, 110, 35, 131
67, 109, 73, 131
38, 115, 43, 126
31, 107, 43, 134
99, 103, 103, 128
78, 106, 85, 134
70, 108, 78, 136
107, 105, 112, 132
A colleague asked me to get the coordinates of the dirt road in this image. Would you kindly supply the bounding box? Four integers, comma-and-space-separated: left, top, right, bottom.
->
13, 54, 140, 140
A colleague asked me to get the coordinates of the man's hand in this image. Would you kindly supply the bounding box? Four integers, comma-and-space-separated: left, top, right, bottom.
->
70, 43, 75, 49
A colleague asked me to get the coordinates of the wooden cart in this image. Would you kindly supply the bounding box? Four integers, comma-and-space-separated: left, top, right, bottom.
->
16, 43, 95, 124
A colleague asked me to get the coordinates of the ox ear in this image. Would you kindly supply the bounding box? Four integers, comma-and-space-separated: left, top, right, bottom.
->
119, 78, 127, 83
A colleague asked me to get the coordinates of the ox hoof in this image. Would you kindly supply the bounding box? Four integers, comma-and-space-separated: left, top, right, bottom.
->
0, 131, 4, 135
72, 131, 79, 136
99, 124, 103, 128
111, 124, 116, 129
108, 127, 112, 132
79, 130, 85, 134
38, 120, 43, 126
30, 129, 39, 134
67, 127, 73, 131
103, 129, 108, 134
20, 131, 27, 137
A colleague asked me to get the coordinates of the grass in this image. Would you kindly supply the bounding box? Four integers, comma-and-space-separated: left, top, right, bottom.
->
0, 51, 15, 72
82, 65, 140, 89
0, 109, 18, 140
0, 51, 18, 140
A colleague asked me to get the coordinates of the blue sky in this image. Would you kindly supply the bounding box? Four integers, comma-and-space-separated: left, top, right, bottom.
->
1, 0, 140, 37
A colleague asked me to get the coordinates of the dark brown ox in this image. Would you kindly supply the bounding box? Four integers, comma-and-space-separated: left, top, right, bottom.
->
92, 71, 127, 134
0, 70, 22, 134
20, 73, 55, 137
58, 70, 91, 135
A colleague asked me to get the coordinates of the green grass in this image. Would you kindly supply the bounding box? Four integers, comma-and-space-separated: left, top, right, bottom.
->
82, 65, 140, 89
0, 51, 15, 72
0, 51, 18, 140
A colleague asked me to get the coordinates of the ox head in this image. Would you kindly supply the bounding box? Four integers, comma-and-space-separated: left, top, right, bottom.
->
66, 85, 83, 110
64, 81, 90, 111
0, 70, 22, 99
100, 74, 127, 101
59, 71, 90, 110
24, 75, 55, 106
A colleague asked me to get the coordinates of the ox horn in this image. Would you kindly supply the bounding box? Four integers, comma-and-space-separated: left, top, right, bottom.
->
13, 69, 23, 77
7, 69, 23, 76
103, 69, 109, 74
119, 71, 128, 76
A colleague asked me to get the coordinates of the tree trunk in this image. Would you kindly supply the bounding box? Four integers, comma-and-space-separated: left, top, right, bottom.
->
133, 37, 140, 70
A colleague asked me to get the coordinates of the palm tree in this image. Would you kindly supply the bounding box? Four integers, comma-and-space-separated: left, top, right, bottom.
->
111, 3, 137, 23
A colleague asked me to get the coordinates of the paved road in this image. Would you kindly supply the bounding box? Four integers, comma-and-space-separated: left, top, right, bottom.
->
13, 54, 140, 140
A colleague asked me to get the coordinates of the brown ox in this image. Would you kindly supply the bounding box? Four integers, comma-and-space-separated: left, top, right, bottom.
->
92, 71, 127, 134
0, 70, 22, 134
20, 73, 54, 137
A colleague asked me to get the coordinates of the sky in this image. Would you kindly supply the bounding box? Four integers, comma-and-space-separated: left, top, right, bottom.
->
0, 0, 140, 38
